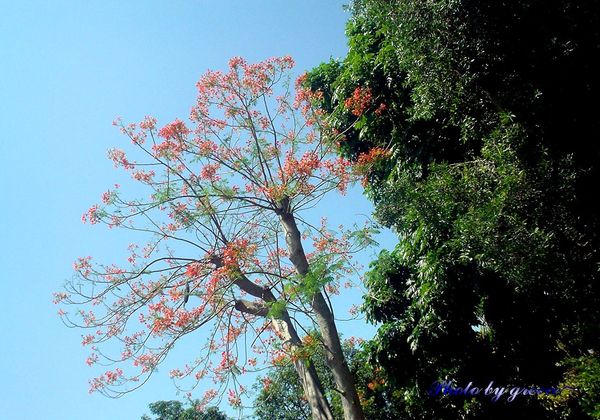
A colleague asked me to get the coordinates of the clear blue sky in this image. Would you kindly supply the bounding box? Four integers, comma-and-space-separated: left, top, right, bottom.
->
0, 2, 394, 419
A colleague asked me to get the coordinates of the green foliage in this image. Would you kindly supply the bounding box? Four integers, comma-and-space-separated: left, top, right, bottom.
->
309, 0, 600, 418
252, 340, 404, 420
282, 256, 345, 303
562, 356, 600, 419
348, 225, 380, 249
252, 356, 313, 420
300, 257, 340, 299
141, 400, 228, 420
252, 333, 344, 420
266, 299, 287, 319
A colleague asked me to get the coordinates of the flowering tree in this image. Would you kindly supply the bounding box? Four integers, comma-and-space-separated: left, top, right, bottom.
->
56, 57, 376, 420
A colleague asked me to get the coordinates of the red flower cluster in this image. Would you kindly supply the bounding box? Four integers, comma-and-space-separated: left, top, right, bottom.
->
282, 150, 320, 179
108, 148, 134, 170
344, 87, 373, 117
356, 147, 390, 166
81, 205, 100, 224
354, 147, 390, 186
294, 73, 325, 119
158, 119, 190, 141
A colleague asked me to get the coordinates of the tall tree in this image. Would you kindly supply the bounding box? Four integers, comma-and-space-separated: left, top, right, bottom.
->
307, 0, 600, 418
55, 57, 372, 420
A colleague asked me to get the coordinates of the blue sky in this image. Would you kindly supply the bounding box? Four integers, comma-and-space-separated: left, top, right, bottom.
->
0, 2, 394, 419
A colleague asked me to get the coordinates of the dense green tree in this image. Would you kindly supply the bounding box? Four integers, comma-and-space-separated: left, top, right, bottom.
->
252, 354, 316, 420
141, 400, 228, 420
307, 1, 600, 418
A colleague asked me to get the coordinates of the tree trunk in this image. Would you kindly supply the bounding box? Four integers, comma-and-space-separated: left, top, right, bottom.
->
273, 315, 335, 420
229, 268, 334, 420
279, 206, 365, 420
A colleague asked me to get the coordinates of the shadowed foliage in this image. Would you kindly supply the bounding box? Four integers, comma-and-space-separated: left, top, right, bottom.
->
307, 1, 600, 418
